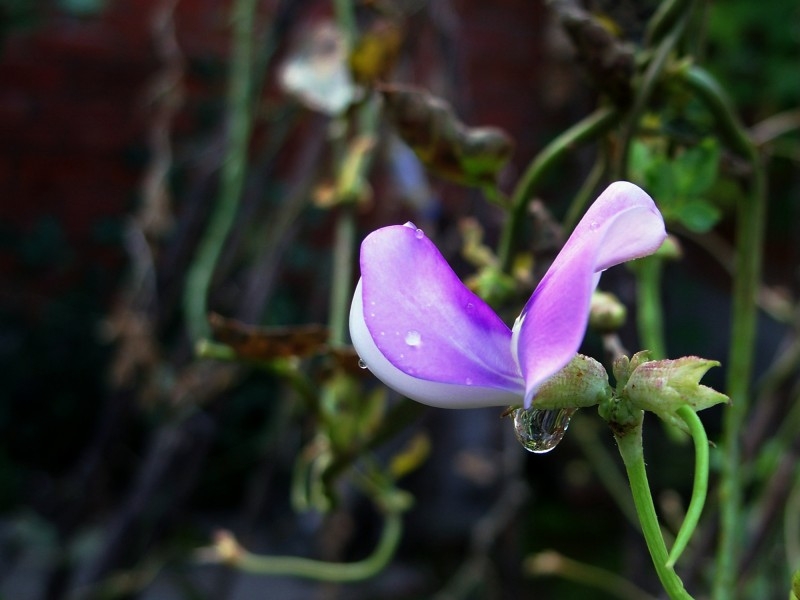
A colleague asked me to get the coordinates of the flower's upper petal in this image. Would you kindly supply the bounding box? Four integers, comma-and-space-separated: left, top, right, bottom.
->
515, 181, 666, 407
350, 280, 522, 408
349, 224, 523, 407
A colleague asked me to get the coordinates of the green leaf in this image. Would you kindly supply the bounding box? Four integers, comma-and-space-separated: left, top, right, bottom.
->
674, 138, 720, 196
792, 570, 800, 600
646, 159, 677, 206
629, 139, 654, 183
678, 198, 723, 233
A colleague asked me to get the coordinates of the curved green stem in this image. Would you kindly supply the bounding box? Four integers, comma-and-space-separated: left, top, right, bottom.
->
562, 145, 608, 232
184, 0, 257, 342
615, 415, 694, 600
679, 66, 755, 160
218, 511, 403, 581
667, 406, 709, 568
526, 550, 659, 600
636, 257, 667, 359
645, 0, 692, 47
498, 106, 620, 272
616, 7, 691, 180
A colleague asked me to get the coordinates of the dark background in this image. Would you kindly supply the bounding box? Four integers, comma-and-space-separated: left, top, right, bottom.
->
1, 0, 798, 598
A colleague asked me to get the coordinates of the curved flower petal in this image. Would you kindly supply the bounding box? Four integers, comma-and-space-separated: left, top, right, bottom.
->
349, 223, 523, 408
350, 281, 522, 408
515, 181, 666, 407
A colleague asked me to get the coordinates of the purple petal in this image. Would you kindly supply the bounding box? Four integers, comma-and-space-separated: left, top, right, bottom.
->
350, 281, 522, 408
349, 224, 523, 408
515, 181, 666, 407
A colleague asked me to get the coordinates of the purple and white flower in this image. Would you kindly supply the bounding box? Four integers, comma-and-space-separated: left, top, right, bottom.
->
349, 181, 666, 409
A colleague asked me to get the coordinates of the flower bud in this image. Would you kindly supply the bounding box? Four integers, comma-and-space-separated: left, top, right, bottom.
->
531, 354, 612, 410
622, 355, 729, 432
589, 291, 627, 332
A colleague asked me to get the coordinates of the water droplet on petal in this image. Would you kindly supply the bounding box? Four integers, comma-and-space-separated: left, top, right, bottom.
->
465, 302, 475, 314
404, 330, 421, 347
465, 377, 473, 386
357, 359, 368, 369
414, 228, 425, 239
589, 220, 599, 231
512, 407, 576, 453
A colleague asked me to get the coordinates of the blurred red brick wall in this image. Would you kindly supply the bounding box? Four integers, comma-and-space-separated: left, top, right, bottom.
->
0, 0, 553, 307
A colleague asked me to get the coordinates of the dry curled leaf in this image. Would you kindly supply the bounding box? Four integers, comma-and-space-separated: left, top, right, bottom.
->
209, 313, 329, 360
349, 19, 404, 85
381, 85, 514, 188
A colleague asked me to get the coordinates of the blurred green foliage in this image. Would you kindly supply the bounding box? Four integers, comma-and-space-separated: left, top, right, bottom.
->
706, 0, 800, 111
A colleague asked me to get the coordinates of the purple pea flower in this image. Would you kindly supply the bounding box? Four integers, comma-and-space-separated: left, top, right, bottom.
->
349, 181, 666, 410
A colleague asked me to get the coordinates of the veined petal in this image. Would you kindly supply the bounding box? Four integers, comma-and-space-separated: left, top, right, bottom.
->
349, 224, 523, 408
350, 281, 522, 408
515, 181, 666, 407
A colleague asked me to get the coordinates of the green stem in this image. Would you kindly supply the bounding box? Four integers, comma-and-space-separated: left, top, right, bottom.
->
183, 0, 257, 342
636, 257, 667, 359
679, 66, 755, 159
714, 141, 766, 600
676, 64, 764, 600
222, 511, 402, 581
787, 473, 800, 582
333, 0, 357, 44
329, 205, 357, 347
328, 98, 380, 347
644, 0, 692, 47
498, 106, 620, 272
615, 415, 693, 599
616, 8, 690, 180
562, 145, 608, 232
667, 406, 709, 568
526, 550, 659, 600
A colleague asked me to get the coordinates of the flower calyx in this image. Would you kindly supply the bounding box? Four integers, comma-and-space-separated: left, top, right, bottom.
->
619, 351, 730, 433
524, 354, 612, 411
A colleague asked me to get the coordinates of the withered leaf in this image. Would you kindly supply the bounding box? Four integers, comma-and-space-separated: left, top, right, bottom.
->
349, 19, 404, 85
209, 313, 329, 360
381, 85, 514, 188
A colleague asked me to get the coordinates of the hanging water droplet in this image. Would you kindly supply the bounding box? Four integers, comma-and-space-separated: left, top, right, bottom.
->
414, 228, 425, 239
465, 377, 473, 386
512, 407, 576, 453
404, 330, 421, 347
357, 359, 368, 369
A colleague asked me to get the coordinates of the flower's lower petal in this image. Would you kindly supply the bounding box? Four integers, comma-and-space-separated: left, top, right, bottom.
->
350, 281, 522, 408
515, 182, 666, 407
350, 224, 523, 405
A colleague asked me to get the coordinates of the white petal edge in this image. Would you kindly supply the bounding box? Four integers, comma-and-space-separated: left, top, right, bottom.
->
349, 280, 522, 409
